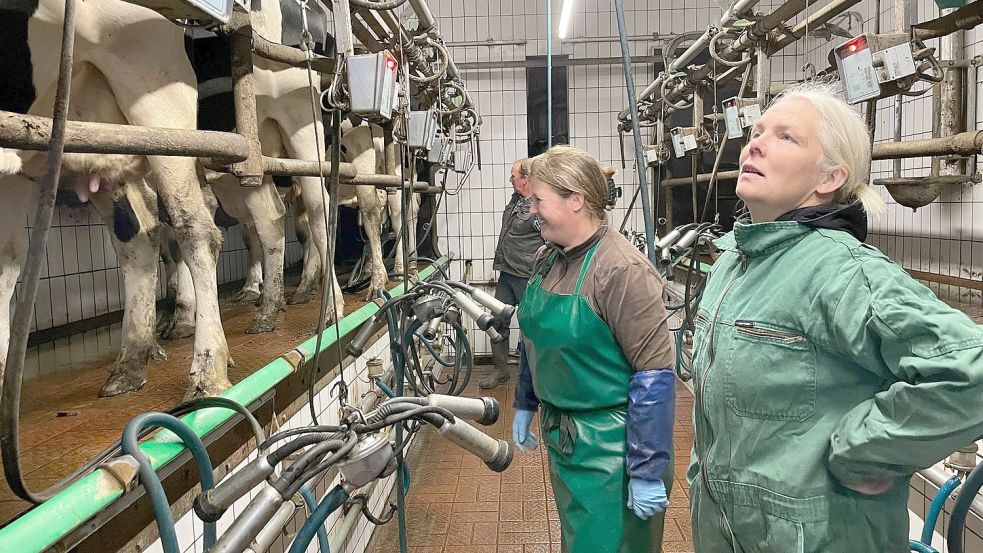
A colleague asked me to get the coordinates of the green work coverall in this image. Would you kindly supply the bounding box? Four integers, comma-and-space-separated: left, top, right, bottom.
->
689, 221, 983, 553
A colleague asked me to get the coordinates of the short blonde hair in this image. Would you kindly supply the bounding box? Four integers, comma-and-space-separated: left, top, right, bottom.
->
768, 82, 885, 215
530, 145, 611, 220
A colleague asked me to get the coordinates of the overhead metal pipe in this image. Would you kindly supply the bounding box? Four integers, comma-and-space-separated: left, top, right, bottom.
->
720, 0, 761, 25
914, 0, 983, 40
641, 0, 815, 118
250, 32, 336, 73
661, 170, 740, 188
768, 0, 864, 53
871, 131, 983, 160
408, 0, 436, 32
0, 110, 249, 161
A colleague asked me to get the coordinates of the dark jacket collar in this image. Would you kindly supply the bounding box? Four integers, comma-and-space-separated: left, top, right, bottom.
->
775, 201, 868, 241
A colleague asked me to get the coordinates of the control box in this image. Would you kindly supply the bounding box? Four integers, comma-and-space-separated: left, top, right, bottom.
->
453, 144, 473, 173
670, 127, 700, 158
348, 51, 400, 119
722, 97, 762, 138
831, 34, 918, 104
407, 110, 439, 151
122, 0, 233, 23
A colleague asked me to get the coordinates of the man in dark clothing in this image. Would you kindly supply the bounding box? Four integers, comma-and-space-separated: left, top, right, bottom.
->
480, 158, 545, 389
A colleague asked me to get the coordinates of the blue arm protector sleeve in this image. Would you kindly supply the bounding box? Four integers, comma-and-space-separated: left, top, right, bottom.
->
627, 369, 675, 480
513, 340, 540, 411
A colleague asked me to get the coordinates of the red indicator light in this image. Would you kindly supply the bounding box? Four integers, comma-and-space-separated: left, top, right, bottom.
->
849, 44, 857, 53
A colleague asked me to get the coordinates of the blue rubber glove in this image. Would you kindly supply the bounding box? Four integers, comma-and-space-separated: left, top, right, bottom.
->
626, 369, 674, 517
627, 478, 669, 519
512, 409, 538, 453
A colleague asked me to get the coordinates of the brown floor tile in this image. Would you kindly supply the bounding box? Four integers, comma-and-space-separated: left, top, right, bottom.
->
366, 367, 696, 552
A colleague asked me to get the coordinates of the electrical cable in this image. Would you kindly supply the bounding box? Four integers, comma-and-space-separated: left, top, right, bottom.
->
299, 4, 346, 428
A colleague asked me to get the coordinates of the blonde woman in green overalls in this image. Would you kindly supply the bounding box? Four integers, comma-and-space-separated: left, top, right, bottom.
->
511, 145, 677, 553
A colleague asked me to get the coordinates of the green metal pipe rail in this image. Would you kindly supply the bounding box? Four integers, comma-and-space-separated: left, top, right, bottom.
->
0, 258, 448, 553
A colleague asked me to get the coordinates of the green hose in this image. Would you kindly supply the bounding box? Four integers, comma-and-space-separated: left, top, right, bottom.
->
298, 485, 330, 553
122, 413, 216, 553
288, 484, 349, 553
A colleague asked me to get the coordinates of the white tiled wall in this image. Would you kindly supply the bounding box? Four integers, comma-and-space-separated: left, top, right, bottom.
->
139, 333, 398, 553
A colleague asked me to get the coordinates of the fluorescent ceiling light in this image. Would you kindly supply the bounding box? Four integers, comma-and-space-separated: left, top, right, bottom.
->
558, 0, 576, 39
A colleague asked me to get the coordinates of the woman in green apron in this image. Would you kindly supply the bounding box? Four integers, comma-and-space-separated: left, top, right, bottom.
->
511, 145, 677, 553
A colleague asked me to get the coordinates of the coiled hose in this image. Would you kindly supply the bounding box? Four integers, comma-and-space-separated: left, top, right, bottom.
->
121, 413, 217, 553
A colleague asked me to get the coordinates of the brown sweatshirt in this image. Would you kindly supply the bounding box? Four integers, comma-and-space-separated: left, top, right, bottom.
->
531, 225, 676, 372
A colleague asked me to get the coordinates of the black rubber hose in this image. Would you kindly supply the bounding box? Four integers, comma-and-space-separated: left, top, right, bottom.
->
258, 425, 343, 452
283, 433, 360, 497
348, 0, 408, 9
947, 461, 983, 553
267, 433, 344, 466
1, 0, 78, 504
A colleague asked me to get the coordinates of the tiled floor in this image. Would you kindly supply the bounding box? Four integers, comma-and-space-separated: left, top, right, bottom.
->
366, 365, 696, 553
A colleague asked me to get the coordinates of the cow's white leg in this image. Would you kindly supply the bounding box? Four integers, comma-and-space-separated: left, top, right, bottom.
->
237, 180, 286, 333
238, 223, 263, 304
288, 201, 322, 304
92, 54, 232, 398
211, 172, 285, 333
276, 115, 344, 320
90, 182, 161, 396
157, 227, 196, 340
355, 185, 387, 295
0, 176, 33, 392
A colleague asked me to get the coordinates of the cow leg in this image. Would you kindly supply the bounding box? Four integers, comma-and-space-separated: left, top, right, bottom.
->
85, 16, 229, 398
156, 226, 196, 340
237, 180, 286, 334
289, 204, 321, 304
238, 223, 263, 304
0, 176, 33, 391
211, 173, 285, 333
355, 185, 387, 296
276, 116, 344, 320
389, 191, 405, 274
90, 182, 161, 396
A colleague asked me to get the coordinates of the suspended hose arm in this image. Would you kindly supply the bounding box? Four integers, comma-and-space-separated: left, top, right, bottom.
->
2, 0, 80, 504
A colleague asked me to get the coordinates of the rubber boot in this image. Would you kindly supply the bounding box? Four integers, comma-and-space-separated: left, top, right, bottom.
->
479, 339, 511, 389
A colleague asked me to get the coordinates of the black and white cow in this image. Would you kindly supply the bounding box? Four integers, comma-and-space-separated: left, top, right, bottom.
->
0, 0, 232, 398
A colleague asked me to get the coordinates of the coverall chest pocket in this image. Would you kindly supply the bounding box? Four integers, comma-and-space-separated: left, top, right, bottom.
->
723, 321, 817, 422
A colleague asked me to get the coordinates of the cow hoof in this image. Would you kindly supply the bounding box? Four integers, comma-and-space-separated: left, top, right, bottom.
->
236, 290, 261, 304
287, 291, 313, 305
183, 376, 232, 400
99, 371, 147, 397
160, 323, 195, 340
150, 342, 167, 361
246, 318, 277, 334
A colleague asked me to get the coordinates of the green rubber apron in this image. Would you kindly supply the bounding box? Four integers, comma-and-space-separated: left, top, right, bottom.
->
517, 243, 672, 553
